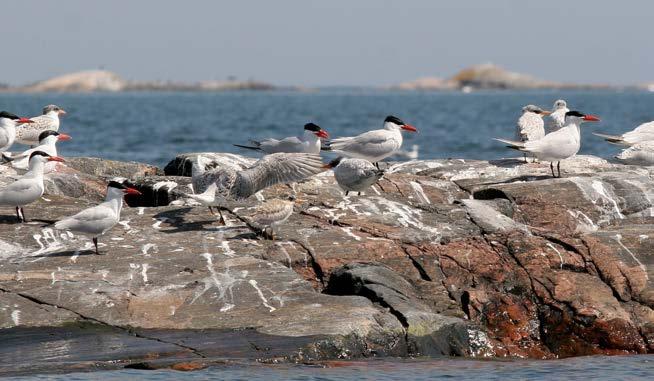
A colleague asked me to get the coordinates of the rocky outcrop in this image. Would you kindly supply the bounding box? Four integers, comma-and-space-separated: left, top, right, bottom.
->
1, 153, 653, 374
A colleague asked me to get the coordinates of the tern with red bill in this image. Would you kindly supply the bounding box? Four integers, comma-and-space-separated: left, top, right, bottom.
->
54, 181, 142, 255
2, 130, 71, 172
1, 111, 34, 154
325, 115, 417, 166
0, 151, 65, 222
494, 111, 600, 177
593, 121, 654, 147
234, 123, 329, 154
15, 105, 67, 146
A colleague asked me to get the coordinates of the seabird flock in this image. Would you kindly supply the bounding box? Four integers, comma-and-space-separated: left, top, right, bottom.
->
0, 100, 652, 253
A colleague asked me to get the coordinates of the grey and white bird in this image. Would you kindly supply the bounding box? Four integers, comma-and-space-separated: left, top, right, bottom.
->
547, 99, 569, 132
191, 152, 325, 222
0, 151, 65, 222
234, 123, 329, 154
0, 111, 34, 153
250, 196, 297, 240
495, 111, 600, 177
2, 130, 71, 172
15, 105, 66, 146
54, 181, 142, 255
516, 105, 551, 162
323, 157, 385, 196
593, 121, 654, 147
614, 141, 654, 165
326, 115, 417, 165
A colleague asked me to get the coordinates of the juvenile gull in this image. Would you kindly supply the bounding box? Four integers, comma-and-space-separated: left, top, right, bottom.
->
15, 105, 66, 146
516, 105, 550, 162
0, 151, 65, 222
323, 157, 385, 196
547, 99, 569, 132
495, 110, 600, 177
251, 196, 296, 240
234, 123, 329, 154
54, 181, 142, 255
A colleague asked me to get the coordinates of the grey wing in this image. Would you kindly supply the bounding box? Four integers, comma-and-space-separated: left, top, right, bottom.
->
331, 131, 400, 157
259, 136, 304, 153
55, 205, 117, 234
192, 168, 224, 193
232, 153, 324, 199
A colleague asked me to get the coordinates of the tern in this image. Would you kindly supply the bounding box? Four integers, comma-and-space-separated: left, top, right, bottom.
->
54, 181, 142, 255
250, 195, 298, 240
191, 152, 325, 222
614, 141, 654, 166
495, 110, 600, 177
593, 121, 654, 147
516, 105, 551, 162
15, 105, 66, 146
325, 115, 417, 166
2, 130, 71, 172
234, 123, 329, 154
0, 111, 34, 154
547, 99, 569, 132
0, 151, 65, 222
323, 157, 385, 196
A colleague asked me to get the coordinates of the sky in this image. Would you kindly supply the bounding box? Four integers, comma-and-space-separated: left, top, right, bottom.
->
2, 0, 653, 87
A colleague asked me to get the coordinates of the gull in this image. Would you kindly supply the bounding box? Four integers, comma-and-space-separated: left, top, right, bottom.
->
2, 130, 71, 172
593, 121, 654, 147
54, 181, 142, 255
250, 196, 298, 240
15, 105, 66, 146
0, 151, 64, 222
0, 111, 34, 154
234, 123, 329, 154
614, 141, 654, 166
495, 110, 600, 177
547, 99, 569, 132
516, 105, 550, 162
323, 157, 385, 196
325, 115, 417, 166
191, 152, 325, 222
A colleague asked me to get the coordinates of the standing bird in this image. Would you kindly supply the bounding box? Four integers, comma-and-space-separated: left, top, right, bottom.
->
325, 115, 417, 166
54, 181, 142, 255
0, 151, 65, 222
593, 121, 654, 147
234, 123, 329, 154
494, 111, 600, 177
516, 105, 551, 162
15, 105, 66, 146
323, 157, 385, 196
0, 111, 34, 153
547, 99, 569, 132
191, 153, 325, 222
250, 195, 298, 240
2, 130, 71, 172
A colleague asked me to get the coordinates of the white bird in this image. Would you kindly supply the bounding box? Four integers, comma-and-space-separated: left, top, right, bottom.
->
250, 196, 297, 240
54, 181, 142, 255
0, 151, 65, 222
2, 130, 71, 172
516, 105, 550, 162
323, 157, 385, 196
547, 99, 569, 132
234, 123, 329, 154
0, 111, 34, 153
593, 121, 654, 147
326, 115, 417, 165
494, 110, 600, 177
614, 141, 654, 165
15, 105, 66, 146
191, 152, 325, 222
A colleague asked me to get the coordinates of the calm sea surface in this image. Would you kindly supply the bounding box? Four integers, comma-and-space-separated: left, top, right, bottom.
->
1, 90, 652, 167
4, 355, 653, 381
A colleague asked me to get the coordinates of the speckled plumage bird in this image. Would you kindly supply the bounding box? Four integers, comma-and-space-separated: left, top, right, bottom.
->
516, 105, 550, 162
251, 197, 296, 240
15, 105, 66, 146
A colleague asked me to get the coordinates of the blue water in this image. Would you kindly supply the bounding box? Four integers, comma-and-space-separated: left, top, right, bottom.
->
1, 90, 653, 167
4, 355, 653, 380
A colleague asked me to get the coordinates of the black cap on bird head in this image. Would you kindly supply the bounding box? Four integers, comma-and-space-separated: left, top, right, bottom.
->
29, 151, 51, 160
107, 180, 128, 190
565, 110, 601, 122
0, 111, 21, 120
384, 115, 405, 125
38, 130, 60, 141
304, 123, 321, 132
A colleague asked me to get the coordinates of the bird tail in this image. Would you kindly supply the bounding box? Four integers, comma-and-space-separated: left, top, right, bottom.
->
233, 140, 262, 151
592, 132, 627, 145
493, 138, 527, 151
1, 153, 13, 164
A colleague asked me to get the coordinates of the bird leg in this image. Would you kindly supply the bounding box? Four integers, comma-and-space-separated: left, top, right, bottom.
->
345, 191, 350, 196
217, 208, 226, 225
358, 192, 361, 196
557, 161, 561, 178
19, 207, 26, 223
15, 207, 22, 223
93, 237, 101, 255
523, 153, 527, 163
550, 162, 556, 178
374, 162, 380, 170
208, 206, 215, 215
